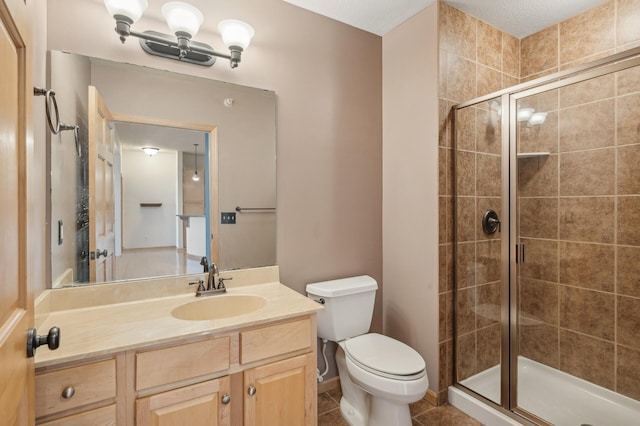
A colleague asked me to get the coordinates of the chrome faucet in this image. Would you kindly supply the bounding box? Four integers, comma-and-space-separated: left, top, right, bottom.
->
207, 262, 219, 291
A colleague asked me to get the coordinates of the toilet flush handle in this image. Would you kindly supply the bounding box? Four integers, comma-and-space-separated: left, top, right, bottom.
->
312, 298, 325, 305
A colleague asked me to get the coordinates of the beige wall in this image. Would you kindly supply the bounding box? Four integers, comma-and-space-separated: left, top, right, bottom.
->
42, 0, 383, 333
382, 4, 440, 394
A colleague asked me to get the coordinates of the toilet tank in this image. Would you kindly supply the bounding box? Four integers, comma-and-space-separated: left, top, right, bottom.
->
306, 275, 377, 342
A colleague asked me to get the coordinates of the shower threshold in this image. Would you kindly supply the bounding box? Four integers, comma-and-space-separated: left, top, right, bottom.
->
458, 356, 640, 426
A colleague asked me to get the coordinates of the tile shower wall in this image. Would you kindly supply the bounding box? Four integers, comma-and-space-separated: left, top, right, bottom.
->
439, 0, 640, 404
438, 1, 519, 404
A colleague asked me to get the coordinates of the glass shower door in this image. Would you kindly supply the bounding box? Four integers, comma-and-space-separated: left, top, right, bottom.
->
454, 95, 506, 406
513, 64, 640, 424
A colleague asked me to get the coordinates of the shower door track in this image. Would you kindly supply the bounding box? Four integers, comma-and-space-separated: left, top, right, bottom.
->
451, 45, 640, 425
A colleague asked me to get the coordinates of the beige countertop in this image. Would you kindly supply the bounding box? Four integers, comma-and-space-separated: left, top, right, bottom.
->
35, 281, 322, 368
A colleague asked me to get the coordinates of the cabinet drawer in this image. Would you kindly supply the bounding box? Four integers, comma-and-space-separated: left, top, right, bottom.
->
35, 359, 116, 419
136, 336, 230, 391
240, 318, 311, 364
38, 404, 116, 426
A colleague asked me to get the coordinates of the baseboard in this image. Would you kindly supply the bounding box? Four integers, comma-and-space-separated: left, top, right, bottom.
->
426, 389, 439, 406
317, 376, 340, 394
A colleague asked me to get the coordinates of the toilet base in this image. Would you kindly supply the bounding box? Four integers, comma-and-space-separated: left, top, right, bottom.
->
335, 345, 417, 426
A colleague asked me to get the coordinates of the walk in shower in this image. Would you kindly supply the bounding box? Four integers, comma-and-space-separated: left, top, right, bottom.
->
451, 47, 640, 425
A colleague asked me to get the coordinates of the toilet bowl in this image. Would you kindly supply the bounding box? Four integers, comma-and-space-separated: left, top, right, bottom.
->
306, 276, 429, 426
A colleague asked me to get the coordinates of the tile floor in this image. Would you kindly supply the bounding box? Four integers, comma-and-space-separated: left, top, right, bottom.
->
317, 387, 484, 426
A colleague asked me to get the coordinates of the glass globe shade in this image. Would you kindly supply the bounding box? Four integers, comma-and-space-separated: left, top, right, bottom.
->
218, 19, 255, 50
162, 2, 204, 37
104, 0, 148, 23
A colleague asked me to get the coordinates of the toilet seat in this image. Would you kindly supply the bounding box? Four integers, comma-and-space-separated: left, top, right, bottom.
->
343, 333, 426, 381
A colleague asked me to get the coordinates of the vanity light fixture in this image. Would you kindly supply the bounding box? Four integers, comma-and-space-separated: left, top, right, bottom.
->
103, 0, 255, 68
142, 146, 159, 156
192, 144, 200, 182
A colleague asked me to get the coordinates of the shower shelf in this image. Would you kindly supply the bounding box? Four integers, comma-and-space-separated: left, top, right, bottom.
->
517, 152, 550, 159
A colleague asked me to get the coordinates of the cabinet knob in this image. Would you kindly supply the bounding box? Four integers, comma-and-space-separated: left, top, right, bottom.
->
61, 386, 75, 399
247, 385, 256, 396
221, 394, 231, 404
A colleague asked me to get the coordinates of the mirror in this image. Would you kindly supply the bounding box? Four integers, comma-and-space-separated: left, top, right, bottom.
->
48, 50, 276, 287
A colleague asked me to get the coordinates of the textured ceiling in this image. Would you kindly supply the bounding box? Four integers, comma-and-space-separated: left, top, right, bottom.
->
282, 0, 609, 38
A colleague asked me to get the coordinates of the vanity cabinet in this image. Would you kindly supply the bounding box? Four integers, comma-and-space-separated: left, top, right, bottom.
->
35, 315, 317, 426
244, 353, 315, 426
136, 377, 231, 426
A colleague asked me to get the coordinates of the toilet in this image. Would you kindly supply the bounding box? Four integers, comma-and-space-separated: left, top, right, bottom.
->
306, 276, 428, 426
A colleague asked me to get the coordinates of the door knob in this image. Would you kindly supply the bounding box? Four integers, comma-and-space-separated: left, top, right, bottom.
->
27, 326, 61, 358
96, 249, 108, 259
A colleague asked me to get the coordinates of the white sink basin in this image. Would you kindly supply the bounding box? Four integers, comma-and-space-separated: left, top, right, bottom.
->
171, 295, 267, 321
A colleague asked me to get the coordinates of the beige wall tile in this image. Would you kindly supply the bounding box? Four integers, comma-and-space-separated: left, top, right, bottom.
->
455, 105, 476, 151
519, 111, 559, 153
519, 323, 559, 368
520, 239, 559, 283
439, 49, 448, 99
617, 65, 640, 96
456, 242, 476, 289
502, 33, 520, 78
559, 99, 615, 151
617, 145, 640, 195
476, 103, 502, 155
476, 240, 501, 285
439, 99, 451, 148
456, 332, 477, 381
520, 198, 558, 239
617, 0, 640, 47
477, 64, 502, 98
617, 296, 640, 350
521, 25, 559, 78
618, 246, 640, 298
518, 155, 558, 197
477, 281, 501, 328
618, 196, 640, 246
503, 74, 519, 89
559, 1, 615, 65
456, 197, 476, 241
456, 151, 476, 196
476, 154, 502, 197
560, 286, 615, 340
519, 89, 559, 113
477, 324, 501, 371
520, 278, 558, 325
559, 149, 615, 196
559, 197, 615, 243
617, 345, 640, 400
559, 49, 616, 71
439, 2, 476, 60
477, 20, 502, 70
447, 53, 477, 103
617, 93, 640, 146
559, 242, 614, 292
559, 73, 615, 108
559, 330, 615, 389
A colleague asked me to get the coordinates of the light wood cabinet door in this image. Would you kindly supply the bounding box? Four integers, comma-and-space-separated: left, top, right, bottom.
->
244, 353, 316, 426
136, 376, 231, 426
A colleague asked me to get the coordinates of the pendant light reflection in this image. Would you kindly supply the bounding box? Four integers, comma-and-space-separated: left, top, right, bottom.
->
192, 143, 200, 182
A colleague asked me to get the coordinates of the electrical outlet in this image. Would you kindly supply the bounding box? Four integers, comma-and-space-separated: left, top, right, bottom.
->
221, 212, 236, 224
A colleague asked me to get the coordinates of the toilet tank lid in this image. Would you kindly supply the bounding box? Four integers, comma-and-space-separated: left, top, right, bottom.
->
306, 275, 377, 297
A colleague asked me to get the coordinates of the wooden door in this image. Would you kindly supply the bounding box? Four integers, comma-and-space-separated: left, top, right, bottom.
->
136, 377, 231, 426
244, 353, 316, 426
88, 86, 116, 283
0, 0, 34, 424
